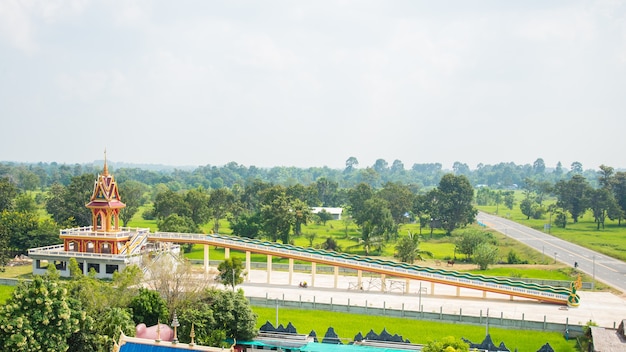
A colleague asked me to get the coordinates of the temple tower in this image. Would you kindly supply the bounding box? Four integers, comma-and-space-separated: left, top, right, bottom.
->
86, 153, 126, 232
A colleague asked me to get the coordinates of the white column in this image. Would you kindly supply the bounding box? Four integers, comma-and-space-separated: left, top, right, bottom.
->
224, 247, 230, 259
357, 270, 362, 289
266, 255, 272, 284
405, 278, 410, 294
311, 262, 316, 287
333, 266, 339, 288
381, 274, 386, 292
288, 258, 294, 285
245, 251, 251, 282
204, 244, 209, 274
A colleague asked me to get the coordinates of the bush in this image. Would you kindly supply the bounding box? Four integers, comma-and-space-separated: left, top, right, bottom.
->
507, 250, 528, 264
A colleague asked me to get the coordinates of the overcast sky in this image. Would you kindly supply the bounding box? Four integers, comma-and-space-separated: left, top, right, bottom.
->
1, 1, 625, 171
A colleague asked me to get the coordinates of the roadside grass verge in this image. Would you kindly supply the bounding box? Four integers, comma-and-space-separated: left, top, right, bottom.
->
252, 306, 576, 351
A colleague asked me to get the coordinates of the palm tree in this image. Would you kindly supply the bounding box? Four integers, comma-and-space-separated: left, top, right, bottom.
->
394, 231, 433, 264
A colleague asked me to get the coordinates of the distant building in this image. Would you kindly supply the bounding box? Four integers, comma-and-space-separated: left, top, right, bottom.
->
311, 207, 343, 220
589, 320, 626, 352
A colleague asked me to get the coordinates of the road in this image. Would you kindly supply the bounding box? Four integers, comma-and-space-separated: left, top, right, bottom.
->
476, 211, 626, 295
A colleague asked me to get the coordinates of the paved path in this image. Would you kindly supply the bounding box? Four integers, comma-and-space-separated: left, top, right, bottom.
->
240, 269, 626, 328
477, 211, 626, 295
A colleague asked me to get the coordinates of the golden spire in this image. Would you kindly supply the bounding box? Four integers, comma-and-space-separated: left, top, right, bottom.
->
103, 148, 109, 176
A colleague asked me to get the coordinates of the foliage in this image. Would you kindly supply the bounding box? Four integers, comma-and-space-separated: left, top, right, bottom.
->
554, 174, 591, 223
45, 174, 94, 227
178, 288, 257, 343
320, 237, 341, 251
0, 177, 17, 212
208, 188, 235, 233
422, 336, 469, 352
433, 174, 477, 235
316, 209, 333, 225
96, 307, 135, 351
217, 257, 245, 290
0, 274, 85, 352
473, 242, 499, 270
229, 211, 262, 238
506, 250, 528, 264
453, 229, 493, 260
395, 231, 432, 263
128, 288, 169, 327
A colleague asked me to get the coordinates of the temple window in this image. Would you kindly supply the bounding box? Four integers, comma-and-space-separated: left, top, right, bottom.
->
106, 264, 119, 274
86, 242, 95, 253
101, 243, 111, 254
69, 242, 78, 252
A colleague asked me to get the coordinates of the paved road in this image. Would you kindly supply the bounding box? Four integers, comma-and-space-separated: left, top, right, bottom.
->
477, 211, 626, 295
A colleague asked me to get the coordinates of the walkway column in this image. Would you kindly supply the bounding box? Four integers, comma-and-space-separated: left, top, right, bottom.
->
203, 244, 209, 274
83, 260, 88, 275
431, 282, 435, 295
288, 258, 294, 285
311, 262, 316, 287
333, 266, 339, 288
381, 274, 386, 292
245, 251, 251, 282
456, 286, 461, 297
357, 270, 362, 289
266, 255, 272, 284
483, 291, 487, 299
405, 278, 410, 294
224, 248, 230, 259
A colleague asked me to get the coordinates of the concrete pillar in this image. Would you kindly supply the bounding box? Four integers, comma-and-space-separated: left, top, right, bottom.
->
483, 291, 487, 298
431, 282, 435, 295
357, 270, 362, 289
311, 262, 316, 287
224, 247, 230, 259
245, 251, 251, 282
333, 266, 339, 288
456, 286, 460, 297
289, 258, 294, 285
83, 260, 88, 275
203, 244, 209, 274
405, 278, 410, 294
266, 255, 272, 284
381, 274, 386, 292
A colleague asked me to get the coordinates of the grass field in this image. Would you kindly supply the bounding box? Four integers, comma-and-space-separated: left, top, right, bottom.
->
477, 196, 626, 262
253, 306, 576, 351
0, 285, 14, 304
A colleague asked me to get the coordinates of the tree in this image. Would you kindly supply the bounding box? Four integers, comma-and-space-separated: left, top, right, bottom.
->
96, 307, 136, 351
395, 231, 432, 264
316, 209, 333, 225
598, 164, 614, 189
208, 188, 235, 233
344, 156, 359, 173
185, 187, 211, 227
0, 274, 86, 351
473, 242, 499, 270
119, 180, 148, 227
291, 198, 312, 236
434, 174, 477, 235
128, 288, 169, 327
320, 237, 341, 251
554, 174, 591, 223
588, 188, 620, 230
153, 189, 190, 220
229, 211, 262, 239
612, 172, 626, 225
260, 189, 293, 243
533, 158, 546, 174
177, 288, 257, 343
217, 257, 245, 291
144, 254, 210, 313
378, 182, 415, 226
519, 198, 535, 220
422, 336, 469, 352
0, 177, 17, 212
350, 198, 393, 255
454, 229, 491, 260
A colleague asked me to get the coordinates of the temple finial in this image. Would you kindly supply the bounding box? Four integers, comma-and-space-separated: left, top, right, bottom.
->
103, 148, 109, 176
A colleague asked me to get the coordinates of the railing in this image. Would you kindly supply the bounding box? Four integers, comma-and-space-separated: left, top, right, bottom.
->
150, 232, 570, 303
59, 226, 149, 239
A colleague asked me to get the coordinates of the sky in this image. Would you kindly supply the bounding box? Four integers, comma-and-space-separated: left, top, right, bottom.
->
1, 1, 625, 171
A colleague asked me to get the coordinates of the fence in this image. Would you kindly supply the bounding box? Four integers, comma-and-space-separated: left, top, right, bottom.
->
248, 295, 587, 338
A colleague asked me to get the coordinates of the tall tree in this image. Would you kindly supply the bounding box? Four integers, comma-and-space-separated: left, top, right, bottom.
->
554, 174, 591, 223
351, 198, 394, 255
208, 188, 235, 233
344, 156, 359, 173
378, 182, 415, 226
588, 188, 620, 230
434, 174, 477, 235
0, 177, 17, 212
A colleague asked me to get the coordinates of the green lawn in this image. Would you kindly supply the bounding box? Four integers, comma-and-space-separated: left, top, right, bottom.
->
0, 285, 15, 304
253, 306, 576, 351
